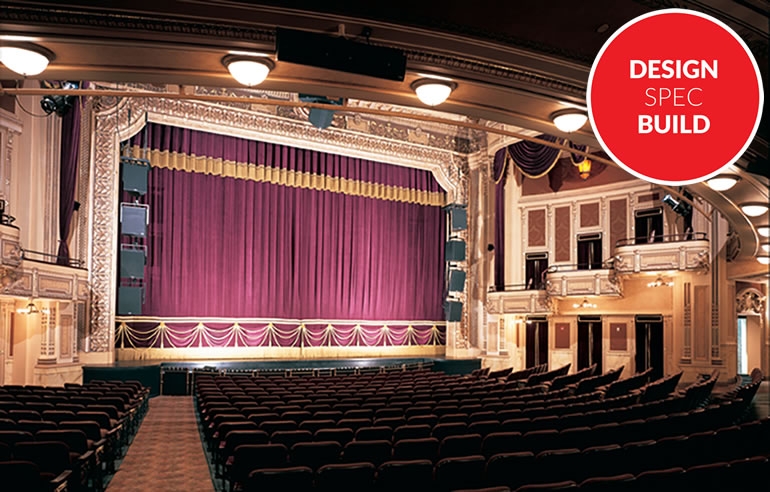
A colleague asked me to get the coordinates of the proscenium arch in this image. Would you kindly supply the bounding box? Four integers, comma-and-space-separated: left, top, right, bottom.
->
88, 95, 468, 355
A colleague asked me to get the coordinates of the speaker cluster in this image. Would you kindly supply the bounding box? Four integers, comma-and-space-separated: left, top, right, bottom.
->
117, 154, 151, 316
443, 204, 467, 323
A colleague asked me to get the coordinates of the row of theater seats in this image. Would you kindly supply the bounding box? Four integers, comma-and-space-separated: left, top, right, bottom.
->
235, 452, 770, 492
214, 397, 750, 490
0, 380, 149, 492
195, 367, 761, 491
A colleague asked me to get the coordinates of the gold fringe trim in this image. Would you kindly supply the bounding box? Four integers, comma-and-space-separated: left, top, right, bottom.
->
506, 139, 565, 180
130, 147, 446, 207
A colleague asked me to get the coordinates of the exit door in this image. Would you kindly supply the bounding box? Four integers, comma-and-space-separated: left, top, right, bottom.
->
578, 316, 602, 374
526, 318, 548, 368
635, 316, 664, 380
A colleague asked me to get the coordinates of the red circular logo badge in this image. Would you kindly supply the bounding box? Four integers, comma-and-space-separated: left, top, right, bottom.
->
587, 9, 764, 185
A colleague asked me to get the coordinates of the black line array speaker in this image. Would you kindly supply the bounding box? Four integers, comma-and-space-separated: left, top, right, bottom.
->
120, 246, 146, 279
120, 204, 148, 237
444, 204, 467, 231
117, 286, 143, 315
445, 240, 466, 262
276, 28, 407, 82
444, 300, 463, 322
121, 157, 150, 196
448, 269, 466, 292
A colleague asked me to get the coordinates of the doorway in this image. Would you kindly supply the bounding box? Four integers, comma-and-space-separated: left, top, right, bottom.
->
577, 316, 602, 373
635, 315, 664, 380
526, 317, 549, 368
577, 233, 603, 270
634, 208, 664, 244
525, 253, 548, 290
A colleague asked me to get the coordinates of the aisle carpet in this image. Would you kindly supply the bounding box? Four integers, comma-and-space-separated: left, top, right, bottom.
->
107, 396, 214, 492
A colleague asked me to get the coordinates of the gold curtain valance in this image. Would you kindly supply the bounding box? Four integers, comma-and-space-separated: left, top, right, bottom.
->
130, 147, 446, 207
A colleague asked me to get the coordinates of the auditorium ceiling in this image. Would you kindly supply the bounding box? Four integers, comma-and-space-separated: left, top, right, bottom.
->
0, 0, 767, 265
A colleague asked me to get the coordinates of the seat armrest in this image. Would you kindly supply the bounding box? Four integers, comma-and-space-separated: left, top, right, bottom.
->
51, 470, 72, 492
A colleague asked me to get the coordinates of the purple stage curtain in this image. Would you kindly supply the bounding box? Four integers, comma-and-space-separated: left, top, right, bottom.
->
56, 93, 83, 265
507, 134, 562, 178
131, 124, 446, 326
492, 148, 508, 290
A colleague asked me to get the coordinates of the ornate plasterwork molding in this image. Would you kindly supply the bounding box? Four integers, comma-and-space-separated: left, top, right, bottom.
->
89, 96, 467, 352
736, 288, 766, 315
0, 6, 588, 99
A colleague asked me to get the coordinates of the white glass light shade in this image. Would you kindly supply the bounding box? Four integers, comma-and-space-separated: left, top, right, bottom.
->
757, 255, 770, 265
761, 243, 769, 253
551, 110, 588, 133
0, 46, 52, 76
411, 79, 456, 106
759, 226, 770, 238
705, 175, 739, 191
741, 203, 769, 217
223, 56, 273, 86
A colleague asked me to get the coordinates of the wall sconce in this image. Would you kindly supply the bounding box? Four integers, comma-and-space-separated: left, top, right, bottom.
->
647, 276, 674, 288
551, 109, 588, 133
576, 158, 592, 180
0, 43, 55, 76
411, 78, 457, 106
222, 55, 274, 87
16, 299, 41, 315
572, 298, 597, 309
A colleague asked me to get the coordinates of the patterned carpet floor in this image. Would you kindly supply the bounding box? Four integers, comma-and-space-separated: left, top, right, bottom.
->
107, 396, 214, 492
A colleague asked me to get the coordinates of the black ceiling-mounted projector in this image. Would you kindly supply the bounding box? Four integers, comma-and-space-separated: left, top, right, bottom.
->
276, 27, 407, 82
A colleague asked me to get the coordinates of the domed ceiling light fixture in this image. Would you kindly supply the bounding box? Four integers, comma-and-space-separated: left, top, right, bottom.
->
222, 55, 274, 87
551, 109, 588, 133
705, 174, 740, 191
411, 78, 457, 106
0, 43, 54, 76
741, 203, 769, 217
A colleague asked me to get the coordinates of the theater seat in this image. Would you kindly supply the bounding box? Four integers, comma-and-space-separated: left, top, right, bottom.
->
376, 459, 434, 491
316, 461, 376, 492
434, 455, 486, 492
245, 466, 313, 492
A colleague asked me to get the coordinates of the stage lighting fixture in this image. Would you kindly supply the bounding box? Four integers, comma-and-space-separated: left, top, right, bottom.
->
40, 81, 79, 117
662, 193, 692, 217
299, 94, 343, 129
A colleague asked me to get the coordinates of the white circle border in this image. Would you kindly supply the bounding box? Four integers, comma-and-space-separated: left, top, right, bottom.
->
586, 8, 765, 186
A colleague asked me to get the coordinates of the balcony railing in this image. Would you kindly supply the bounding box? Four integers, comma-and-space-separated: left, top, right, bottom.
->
615, 232, 707, 247
487, 284, 551, 314
21, 249, 85, 269
613, 233, 709, 274
544, 262, 622, 297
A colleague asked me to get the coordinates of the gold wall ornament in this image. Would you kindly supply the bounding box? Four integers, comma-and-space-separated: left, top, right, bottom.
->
0, 264, 21, 289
